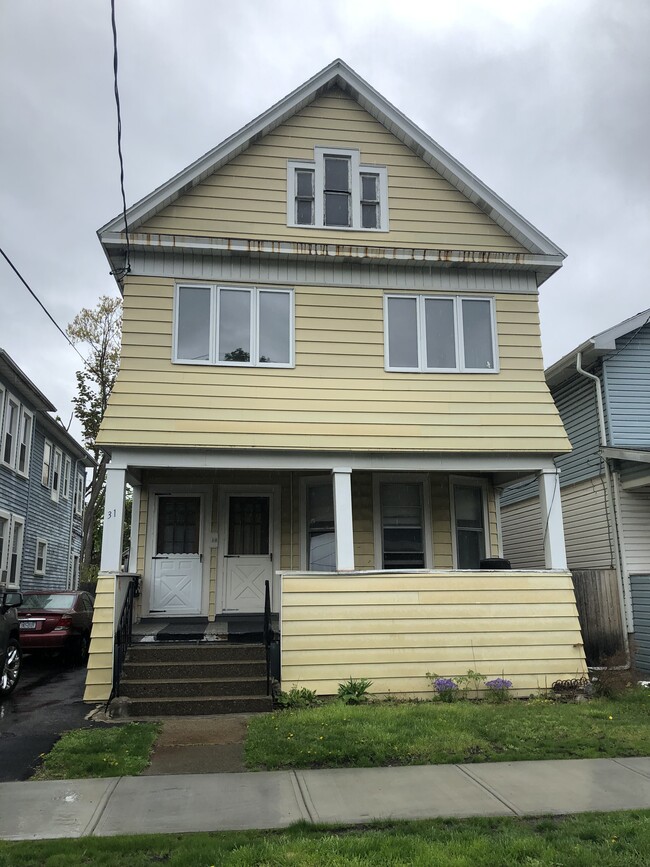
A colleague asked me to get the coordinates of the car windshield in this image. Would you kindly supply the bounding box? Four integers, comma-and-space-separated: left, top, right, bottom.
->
20, 594, 76, 610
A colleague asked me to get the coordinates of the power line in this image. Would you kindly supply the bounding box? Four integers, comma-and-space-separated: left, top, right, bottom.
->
110, 0, 131, 281
0, 246, 86, 363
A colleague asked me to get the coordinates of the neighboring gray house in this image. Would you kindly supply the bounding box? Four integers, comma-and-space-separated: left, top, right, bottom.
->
500, 310, 650, 672
0, 350, 93, 592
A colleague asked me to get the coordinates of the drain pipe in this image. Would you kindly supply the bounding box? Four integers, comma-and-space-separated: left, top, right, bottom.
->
575, 351, 630, 667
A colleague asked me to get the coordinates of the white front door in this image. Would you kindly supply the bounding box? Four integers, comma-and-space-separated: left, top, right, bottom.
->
223, 494, 273, 613
149, 495, 203, 616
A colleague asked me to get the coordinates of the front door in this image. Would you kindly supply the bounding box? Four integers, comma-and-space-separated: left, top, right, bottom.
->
149, 495, 203, 616
223, 495, 273, 613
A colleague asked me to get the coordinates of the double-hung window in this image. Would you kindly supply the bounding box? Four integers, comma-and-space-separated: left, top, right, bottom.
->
451, 479, 488, 569
74, 472, 85, 516
62, 456, 72, 499
374, 475, 431, 570
1, 395, 20, 467
385, 295, 498, 373
51, 448, 62, 502
0, 390, 33, 475
174, 284, 294, 368
0, 510, 9, 584
0, 511, 24, 587
42, 440, 53, 487
34, 539, 47, 575
288, 147, 388, 231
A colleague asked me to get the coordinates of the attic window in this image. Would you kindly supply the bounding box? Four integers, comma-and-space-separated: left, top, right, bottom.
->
288, 147, 388, 231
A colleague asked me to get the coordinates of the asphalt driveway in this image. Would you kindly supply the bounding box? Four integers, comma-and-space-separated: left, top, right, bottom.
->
0, 654, 102, 781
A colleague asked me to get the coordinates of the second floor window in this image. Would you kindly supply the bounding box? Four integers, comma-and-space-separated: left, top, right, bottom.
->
385, 295, 498, 373
42, 440, 53, 487
288, 147, 388, 231
174, 284, 294, 368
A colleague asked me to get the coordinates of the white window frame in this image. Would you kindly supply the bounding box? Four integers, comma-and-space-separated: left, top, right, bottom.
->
372, 473, 433, 570
34, 538, 48, 576
287, 147, 389, 232
42, 439, 53, 487
172, 283, 295, 369
299, 474, 337, 572
0, 508, 10, 585
70, 553, 80, 590
16, 407, 33, 477
51, 447, 62, 502
1, 392, 20, 469
384, 294, 499, 374
7, 514, 25, 588
62, 456, 72, 499
0, 386, 5, 447
74, 472, 85, 516
449, 475, 491, 569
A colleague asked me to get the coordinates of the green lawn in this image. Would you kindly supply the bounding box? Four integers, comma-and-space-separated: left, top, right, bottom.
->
32, 723, 160, 780
1, 813, 649, 866
245, 691, 650, 770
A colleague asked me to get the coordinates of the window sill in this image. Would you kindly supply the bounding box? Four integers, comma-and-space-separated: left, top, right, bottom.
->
172, 359, 295, 369
287, 222, 389, 233
384, 366, 501, 375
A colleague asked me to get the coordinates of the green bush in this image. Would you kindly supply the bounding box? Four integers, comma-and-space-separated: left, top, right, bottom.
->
276, 687, 320, 709
337, 677, 373, 704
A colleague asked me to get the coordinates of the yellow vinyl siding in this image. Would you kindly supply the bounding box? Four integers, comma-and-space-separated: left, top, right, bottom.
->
281, 571, 587, 697
84, 575, 115, 702
138, 89, 527, 254
99, 277, 569, 454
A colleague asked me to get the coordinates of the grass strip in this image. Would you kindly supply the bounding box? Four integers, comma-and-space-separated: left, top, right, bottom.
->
1, 811, 649, 866
32, 723, 160, 780
245, 691, 650, 769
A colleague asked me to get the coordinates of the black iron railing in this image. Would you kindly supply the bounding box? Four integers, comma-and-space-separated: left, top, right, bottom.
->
263, 579, 274, 696
107, 575, 139, 708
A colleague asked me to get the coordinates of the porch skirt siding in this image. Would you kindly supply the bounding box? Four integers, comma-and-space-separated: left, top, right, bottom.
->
280, 570, 587, 697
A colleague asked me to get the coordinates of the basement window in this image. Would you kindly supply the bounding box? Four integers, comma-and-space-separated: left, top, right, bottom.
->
288, 147, 388, 231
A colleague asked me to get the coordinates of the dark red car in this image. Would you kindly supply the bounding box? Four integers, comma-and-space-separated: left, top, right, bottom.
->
17, 591, 94, 662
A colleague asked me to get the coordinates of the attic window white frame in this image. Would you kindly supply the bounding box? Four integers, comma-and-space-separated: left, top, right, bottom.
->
384, 294, 499, 374
287, 147, 389, 232
173, 283, 295, 369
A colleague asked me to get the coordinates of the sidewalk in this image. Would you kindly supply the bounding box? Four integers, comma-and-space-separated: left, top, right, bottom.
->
1, 757, 650, 841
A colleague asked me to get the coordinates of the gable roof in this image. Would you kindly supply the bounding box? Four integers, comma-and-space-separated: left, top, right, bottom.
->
546, 307, 650, 387
99, 59, 565, 278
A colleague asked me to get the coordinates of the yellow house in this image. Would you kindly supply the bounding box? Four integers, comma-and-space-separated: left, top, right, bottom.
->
86, 60, 587, 711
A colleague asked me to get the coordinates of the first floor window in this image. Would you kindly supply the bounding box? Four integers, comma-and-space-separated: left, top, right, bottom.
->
385, 294, 497, 373
42, 440, 53, 487
34, 539, 47, 575
453, 482, 487, 569
305, 481, 336, 571
174, 284, 293, 368
379, 481, 425, 569
0, 512, 9, 583
70, 553, 80, 589
8, 517, 24, 586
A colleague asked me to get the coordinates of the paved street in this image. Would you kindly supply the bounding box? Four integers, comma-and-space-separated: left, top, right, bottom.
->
0, 655, 99, 782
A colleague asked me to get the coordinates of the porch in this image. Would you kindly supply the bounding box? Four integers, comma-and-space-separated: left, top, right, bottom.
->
84, 450, 579, 705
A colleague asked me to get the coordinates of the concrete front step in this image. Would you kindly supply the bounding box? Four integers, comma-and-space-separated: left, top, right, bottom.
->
120, 676, 268, 699
118, 694, 273, 716
127, 642, 265, 663
122, 659, 266, 680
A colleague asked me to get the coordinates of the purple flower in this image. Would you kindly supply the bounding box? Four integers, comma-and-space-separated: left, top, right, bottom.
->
485, 678, 512, 691
434, 678, 458, 693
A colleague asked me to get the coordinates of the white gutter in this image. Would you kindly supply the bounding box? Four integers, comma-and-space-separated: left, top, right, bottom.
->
575, 351, 630, 666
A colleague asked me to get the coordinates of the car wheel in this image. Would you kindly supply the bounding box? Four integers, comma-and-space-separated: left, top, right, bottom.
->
78, 633, 90, 665
0, 639, 22, 698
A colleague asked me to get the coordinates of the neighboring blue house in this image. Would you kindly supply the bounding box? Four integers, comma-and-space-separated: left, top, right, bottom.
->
500, 309, 650, 672
0, 350, 93, 592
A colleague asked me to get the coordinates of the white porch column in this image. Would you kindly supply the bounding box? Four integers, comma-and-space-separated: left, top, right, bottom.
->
332, 466, 355, 571
538, 469, 567, 570
100, 466, 127, 573
127, 483, 141, 573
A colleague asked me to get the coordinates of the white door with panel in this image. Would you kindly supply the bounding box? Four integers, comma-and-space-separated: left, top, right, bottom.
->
149, 495, 203, 616
223, 495, 273, 613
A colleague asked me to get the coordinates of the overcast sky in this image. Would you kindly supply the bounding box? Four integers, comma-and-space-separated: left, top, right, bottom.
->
1, 0, 648, 443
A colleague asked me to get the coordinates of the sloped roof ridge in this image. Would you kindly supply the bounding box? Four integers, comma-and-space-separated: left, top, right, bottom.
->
98, 59, 564, 259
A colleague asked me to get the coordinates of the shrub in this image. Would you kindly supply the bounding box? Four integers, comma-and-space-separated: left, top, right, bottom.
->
484, 677, 513, 702
337, 677, 373, 704
431, 677, 459, 702
276, 687, 320, 709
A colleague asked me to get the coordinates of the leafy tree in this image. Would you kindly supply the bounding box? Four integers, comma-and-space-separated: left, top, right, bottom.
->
67, 295, 122, 572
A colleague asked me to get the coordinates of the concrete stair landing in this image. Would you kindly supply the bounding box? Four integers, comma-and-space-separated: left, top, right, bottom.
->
118, 642, 272, 716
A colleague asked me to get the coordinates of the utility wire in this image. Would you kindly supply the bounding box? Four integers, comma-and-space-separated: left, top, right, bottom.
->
110, 0, 131, 280
0, 246, 86, 363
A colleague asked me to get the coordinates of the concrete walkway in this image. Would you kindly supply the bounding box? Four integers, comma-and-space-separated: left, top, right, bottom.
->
1, 757, 650, 840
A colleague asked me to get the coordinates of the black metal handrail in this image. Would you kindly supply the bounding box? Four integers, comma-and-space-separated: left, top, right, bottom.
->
263, 579, 273, 696
107, 575, 139, 709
